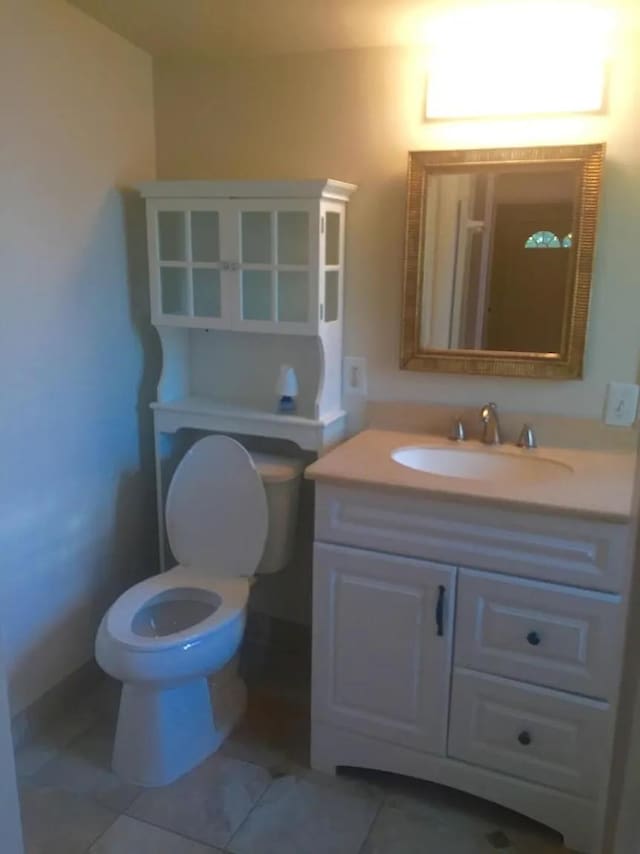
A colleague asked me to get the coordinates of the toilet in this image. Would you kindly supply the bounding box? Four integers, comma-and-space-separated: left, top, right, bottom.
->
95, 435, 303, 787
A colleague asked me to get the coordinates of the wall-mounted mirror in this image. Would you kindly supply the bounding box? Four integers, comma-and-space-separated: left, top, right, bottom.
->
401, 144, 604, 378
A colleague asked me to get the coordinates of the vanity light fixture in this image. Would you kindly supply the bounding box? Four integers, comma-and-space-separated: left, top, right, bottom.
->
425, 2, 612, 119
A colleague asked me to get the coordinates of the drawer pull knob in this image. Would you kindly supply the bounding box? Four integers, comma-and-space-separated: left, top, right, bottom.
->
527, 631, 541, 646
518, 731, 532, 746
435, 585, 446, 637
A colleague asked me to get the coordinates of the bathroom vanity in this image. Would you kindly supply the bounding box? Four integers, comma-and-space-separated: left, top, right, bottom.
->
305, 429, 636, 854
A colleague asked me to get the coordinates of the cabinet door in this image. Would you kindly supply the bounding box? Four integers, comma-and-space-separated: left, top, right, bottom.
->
312, 542, 456, 754
229, 200, 318, 335
148, 199, 233, 329
320, 201, 344, 326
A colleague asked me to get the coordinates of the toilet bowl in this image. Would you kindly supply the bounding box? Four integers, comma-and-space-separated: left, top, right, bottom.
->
95, 436, 303, 787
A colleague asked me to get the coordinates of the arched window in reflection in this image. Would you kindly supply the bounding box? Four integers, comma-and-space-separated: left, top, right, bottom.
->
524, 230, 562, 248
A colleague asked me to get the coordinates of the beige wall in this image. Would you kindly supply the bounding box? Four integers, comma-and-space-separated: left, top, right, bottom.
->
0, 0, 157, 712
154, 14, 640, 421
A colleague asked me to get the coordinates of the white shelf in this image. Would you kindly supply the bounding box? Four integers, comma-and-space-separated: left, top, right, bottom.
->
151, 397, 347, 451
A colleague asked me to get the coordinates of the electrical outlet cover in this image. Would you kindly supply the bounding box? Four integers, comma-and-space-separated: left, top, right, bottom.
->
604, 381, 640, 427
343, 357, 367, 397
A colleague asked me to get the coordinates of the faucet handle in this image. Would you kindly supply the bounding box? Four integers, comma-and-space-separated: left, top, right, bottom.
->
517, 423, 537, 449
449, 417, 466, 442
480, 401, 498, 420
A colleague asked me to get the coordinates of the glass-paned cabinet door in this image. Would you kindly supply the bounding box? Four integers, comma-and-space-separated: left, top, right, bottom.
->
158, 211, 187, 262
242, 270, 272, 321
325, 211, 341, 266
233, 201, 316, 334
150, 201, 230, 328
321, 205, 343, 325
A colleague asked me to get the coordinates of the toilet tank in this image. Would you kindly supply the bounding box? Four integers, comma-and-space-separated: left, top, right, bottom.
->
250, 453, 304, 575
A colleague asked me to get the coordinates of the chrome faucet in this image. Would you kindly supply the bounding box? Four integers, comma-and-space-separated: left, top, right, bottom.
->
480, 402, 502, 445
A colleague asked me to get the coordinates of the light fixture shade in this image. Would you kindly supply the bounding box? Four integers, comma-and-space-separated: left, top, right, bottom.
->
425, 4, 611, 120
426, 58, 606, 119
276, 364, 298, 398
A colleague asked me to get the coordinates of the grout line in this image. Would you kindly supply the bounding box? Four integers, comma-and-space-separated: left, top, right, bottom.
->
80, 808, 121, 854
122, 773, 274, 852
16, 713, 98, 780
356, 796, 385, 854
117, 812, 226, 850
124, 786, 145, 815
224, 774, 278, 852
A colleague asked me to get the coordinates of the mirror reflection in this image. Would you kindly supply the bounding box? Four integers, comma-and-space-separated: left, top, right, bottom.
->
401, 144, 604, 379
421, 164, 577, 355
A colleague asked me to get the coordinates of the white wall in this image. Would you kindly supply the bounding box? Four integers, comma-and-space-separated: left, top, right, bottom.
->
0, 0, 157, 713
0, 631, 23, 853
612, 677, 640, 851
154, 7, 640, 420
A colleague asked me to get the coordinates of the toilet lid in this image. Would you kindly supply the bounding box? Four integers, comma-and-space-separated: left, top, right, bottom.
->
165, 436, 268, 577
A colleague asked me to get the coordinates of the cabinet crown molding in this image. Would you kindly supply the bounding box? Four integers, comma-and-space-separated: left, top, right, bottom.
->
136, 179, 358, 202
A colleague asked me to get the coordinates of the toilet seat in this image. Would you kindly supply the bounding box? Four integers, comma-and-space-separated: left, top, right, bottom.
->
104, 567, 249, 653
166, 436, 268, 578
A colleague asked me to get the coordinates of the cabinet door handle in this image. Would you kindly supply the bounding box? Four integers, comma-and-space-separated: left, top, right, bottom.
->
527, 631, 541, 646
518, 730, 532, 746
435, 585, 446, 637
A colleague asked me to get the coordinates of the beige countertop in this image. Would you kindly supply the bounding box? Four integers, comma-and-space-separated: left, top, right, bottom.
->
305, 429, 637, 522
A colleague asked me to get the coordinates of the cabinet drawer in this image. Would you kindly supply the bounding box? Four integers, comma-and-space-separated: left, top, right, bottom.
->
448, 669, 611, 799
315, 484, 629, 593
455, 570, 624, 699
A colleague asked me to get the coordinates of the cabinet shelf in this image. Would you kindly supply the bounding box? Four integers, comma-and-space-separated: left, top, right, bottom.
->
151, 396, 346, 451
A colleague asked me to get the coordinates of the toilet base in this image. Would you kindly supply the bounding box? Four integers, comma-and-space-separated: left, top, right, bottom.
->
112, 667, 247, 787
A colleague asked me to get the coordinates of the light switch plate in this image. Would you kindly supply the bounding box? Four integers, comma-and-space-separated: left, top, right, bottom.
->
343, 357, 368, 397
604, 382, 640, 426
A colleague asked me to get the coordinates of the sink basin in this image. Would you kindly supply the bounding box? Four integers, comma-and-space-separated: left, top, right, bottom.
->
391, 445, 573, 482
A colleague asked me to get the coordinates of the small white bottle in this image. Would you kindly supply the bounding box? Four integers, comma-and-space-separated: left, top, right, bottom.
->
276, 365, 298, 414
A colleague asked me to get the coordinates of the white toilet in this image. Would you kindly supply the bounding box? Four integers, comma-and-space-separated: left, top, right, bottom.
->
95, 435, 303, 787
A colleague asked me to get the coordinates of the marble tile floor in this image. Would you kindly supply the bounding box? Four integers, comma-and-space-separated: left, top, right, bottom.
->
15, 650, 574, 854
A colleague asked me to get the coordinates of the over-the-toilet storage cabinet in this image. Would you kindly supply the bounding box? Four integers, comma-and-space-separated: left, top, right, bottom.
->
138, 179, 356, 569
142, 181, 352, 336
310, 484, 632, 854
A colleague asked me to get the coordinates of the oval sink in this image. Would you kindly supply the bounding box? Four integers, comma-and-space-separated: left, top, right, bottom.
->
391, 445, 573, 482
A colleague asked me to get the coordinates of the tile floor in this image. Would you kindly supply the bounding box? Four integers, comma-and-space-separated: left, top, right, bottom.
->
16, 641, 573, 854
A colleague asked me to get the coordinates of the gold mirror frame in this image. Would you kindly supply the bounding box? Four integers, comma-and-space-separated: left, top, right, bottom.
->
401, 143, 605, 379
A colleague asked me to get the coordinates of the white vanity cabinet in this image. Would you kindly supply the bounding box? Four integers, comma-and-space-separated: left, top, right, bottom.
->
310, 483, 631, 854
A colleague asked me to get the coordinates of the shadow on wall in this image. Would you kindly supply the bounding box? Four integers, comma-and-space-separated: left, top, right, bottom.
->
247, 470, 315, 627
121, 189, 162, 493
3, 189, 161, 714
89, 189, 162, 616
89, 188, 163, 610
